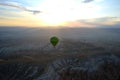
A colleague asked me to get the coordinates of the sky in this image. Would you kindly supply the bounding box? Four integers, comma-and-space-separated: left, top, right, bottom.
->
0, 0, 120, 28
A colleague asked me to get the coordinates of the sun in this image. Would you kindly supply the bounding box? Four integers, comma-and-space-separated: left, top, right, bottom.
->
40, 13, 67, 26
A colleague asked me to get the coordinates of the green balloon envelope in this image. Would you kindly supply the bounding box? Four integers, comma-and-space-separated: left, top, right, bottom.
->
50, 36, 59, 47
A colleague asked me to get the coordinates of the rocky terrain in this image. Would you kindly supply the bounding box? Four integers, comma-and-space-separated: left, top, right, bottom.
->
0, 54, 120, 80
0, 27, 120, 80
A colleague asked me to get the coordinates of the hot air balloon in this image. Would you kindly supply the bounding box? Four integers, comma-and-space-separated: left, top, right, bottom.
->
50, 36, 59, 47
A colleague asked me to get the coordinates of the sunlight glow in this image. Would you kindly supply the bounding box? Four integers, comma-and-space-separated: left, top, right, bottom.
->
37, 0, 102, 26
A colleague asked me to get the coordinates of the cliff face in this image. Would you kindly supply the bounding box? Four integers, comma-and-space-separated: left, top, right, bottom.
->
1, 54, 119, 80
0, 63, 45, 80
45, 54, 120, 80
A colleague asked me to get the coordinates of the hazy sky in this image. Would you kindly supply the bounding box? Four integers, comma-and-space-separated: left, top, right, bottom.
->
0, 0, 120, 27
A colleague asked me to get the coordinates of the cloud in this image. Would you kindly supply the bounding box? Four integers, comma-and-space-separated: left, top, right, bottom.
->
75, 17, 120, 27
65, 20, 95, 27
41, 16, 120, 28
92, 17, 118, 22
79, 17, 118, 23
0, 2, 41, 14
82, 0, 94, 3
